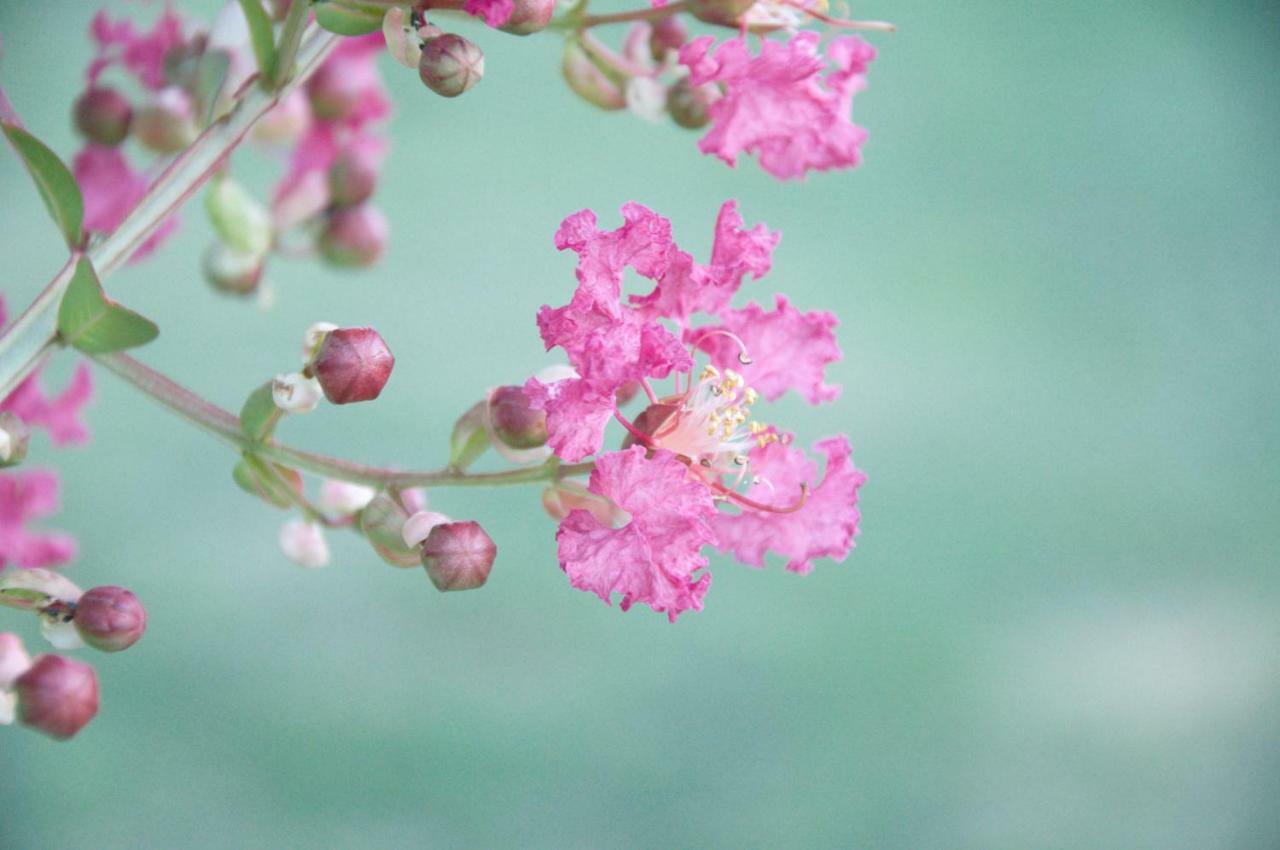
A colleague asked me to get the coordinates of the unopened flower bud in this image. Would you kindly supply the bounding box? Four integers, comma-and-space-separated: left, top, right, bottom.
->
328, 146, 379, 208
279, 519, 330, 568
73, 586, 147, 653
649, 16, 688, 61
500, 0, 557, 35
0, 633, 31, 690
318, 205, 389, 268
690, 0, 756, 27
307, 59, 366, 120
206, 176, 274, 258
14, 654, 99, 740
487, 386, 547, 450
401, 510, 452, 548
310, 327, 395, 404
203, 243, 265, 296
667, 77, 718, 129
73, 87, 132, 146
418, 34, 484, 98
252, 89, 311, 145
318, 479, 376, 514
420, 521, 497, 592
562, 39, 626, 111
273, 372, 323, 414
0, 412, 31, 468
133, 87, 198, 154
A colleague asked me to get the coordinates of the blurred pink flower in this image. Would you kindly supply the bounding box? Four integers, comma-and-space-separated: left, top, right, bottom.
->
87, 8, 186, 90
0, 471, 77, 570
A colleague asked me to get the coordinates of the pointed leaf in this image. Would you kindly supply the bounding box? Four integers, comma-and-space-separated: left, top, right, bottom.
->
194, 48, 233, 126
57, 257, 160, 353
238, 0, 278, 84
2, 123, 83, 249
240, 380, 281, 441
315, 2, 385, 35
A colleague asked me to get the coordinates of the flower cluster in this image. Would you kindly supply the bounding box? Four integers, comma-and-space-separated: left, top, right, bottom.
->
521, 202, 865, 620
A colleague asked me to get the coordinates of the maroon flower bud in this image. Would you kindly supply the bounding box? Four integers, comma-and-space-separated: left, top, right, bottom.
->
14, 655, 99, 740
73, 87, 132, 146
318, 205, 389, 268
327, 146, 379, 208
307, 60, 365, 120
310, 327, 395, 404
418, 34, 484, 98
649, 16, 688, 61
614, 380, 641, 407
667, 77, 718, 130
500, 0, 557, 35
73, 586, 147, 653
487, 386, 548, 450
420, 521, 497, 592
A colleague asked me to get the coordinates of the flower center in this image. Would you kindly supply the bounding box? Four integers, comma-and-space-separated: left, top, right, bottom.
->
649, 365, 776, 483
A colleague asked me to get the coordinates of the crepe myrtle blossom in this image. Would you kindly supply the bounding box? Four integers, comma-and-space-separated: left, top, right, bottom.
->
525, 201, 864, 620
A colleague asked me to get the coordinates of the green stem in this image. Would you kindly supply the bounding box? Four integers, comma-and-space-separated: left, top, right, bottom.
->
272, 0, 311, 89
0, 23, 339, 401
94, 352, 593, 489
578, 0, 689, 28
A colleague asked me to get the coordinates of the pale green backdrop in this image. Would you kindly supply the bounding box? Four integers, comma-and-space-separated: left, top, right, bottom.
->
1, 1, 1277, 848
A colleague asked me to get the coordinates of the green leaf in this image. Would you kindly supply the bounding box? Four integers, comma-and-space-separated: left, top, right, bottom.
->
194, 48, 232, 126
272, 0, 311, 87
238, 0, 278, 84
449, 401, 491, 471
233, 454, 302, 509
1, 122, 84, 249
314, 2, 385, 35
360, 493, 421, 568
56, 257, 160, 353
240, 381, 281, 441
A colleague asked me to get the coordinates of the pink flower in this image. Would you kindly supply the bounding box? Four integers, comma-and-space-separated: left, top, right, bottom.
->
0, 366, 93, 447
556, 447, 716, 621
680, 32, 876, 180
0, 471, 77, 570
464, 0, 516, 27
692, 294, 841, 404
712, 435, 865, 574
87, 9, 186, 90
71, 145, 178, 261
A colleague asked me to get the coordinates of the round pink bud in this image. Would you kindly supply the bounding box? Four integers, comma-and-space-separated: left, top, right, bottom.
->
649, 16, 688, 61
133, 87, 198, 154
487, 386, 548, 450
311, 327, 395, 404
73, 87, 132, 146
327, 146, 379, 209
14, 655, 99, 740
307, 61, 365, 121
318, 205, 389, 268
73, 586, 147, 653
499, 0, 557, 35
667, 78, 718, 130
418, 34, 484, 98
420, 521, 497, 592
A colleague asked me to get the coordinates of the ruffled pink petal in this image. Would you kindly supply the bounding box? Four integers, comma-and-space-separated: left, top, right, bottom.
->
74, 145, 147, 234
693, 295, 840, 404
0, 471, 77, 570
523, 376, 616, 463
556, 447, 716, 620
629, 200, 779, 323
713, 436, 865, 575
1, 364, 94, 447
680, 33, 876, 180
464, 0, 515, 27
553, 203, 673, 320
88, 9, 185, 90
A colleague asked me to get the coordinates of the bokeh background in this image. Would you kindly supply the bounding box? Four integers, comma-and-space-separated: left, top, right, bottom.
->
2, 1, 1278, 847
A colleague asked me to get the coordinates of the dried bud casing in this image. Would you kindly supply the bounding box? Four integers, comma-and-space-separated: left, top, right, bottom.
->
14, 654, 99, 740
418, 34, 484, 98
561, 39, 626, 111
73, 87, 133, 146
499, 0, 557, 35
310, 327, 395, 404
0, 412, 31, 468
487, 386, 548, 450
318, 205, 389, 268
421, 521, 497, 592
73, 586, 147, 653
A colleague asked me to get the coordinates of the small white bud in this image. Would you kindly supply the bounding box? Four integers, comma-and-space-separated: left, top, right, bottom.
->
626, 77, 668, 123
303, 322, 339, 362
401, 510, 452, 549
273, 372, 323, 414
279, 520, 330, 569
318, 480, 377, 515
40, 614, 85, 651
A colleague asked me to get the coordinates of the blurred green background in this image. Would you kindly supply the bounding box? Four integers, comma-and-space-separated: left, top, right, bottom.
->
2, 1, 1278, 847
